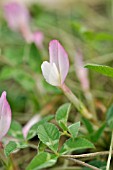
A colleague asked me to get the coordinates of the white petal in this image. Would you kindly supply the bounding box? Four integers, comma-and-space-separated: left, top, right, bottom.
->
41, 61, 61, 86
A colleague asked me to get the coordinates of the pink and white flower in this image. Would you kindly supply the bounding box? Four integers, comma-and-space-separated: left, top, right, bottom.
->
0, 91, 11, 141
41, 40, 69, 86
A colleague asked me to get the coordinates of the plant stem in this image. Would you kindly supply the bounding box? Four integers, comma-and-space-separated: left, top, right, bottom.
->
106, 131, 113, 170
62, 150, 113, 159
84, 91, 97, 120
61, 131, 72, 138
61, 84, 93, 120
28, 143, 38, 150
67, 158, 100, 170
52, 167, 81, 170
0, 149, 8, 166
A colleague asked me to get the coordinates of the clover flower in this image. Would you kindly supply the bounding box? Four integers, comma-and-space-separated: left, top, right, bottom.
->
41, 40, 69, 86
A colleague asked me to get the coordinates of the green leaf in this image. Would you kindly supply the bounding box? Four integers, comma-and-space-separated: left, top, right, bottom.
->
40, 115, 54, 122
8, 120, 24, 140
4, 141, 28, 157
85, 64, 113, 78
55, 103, 71, 131
94, 32, 113, 41
83, 32, 113, 42
27, 115, 54, 140
89, 123, 106, 142
106, 105, 113, 129
4, 141, 17, 157
82, 118, 94, 133
82, 31, 96, 41
38, 141, 47, 153
37, 123, 60, 153
60, 138, 94, 155
26, 152, 57, 170
25, 122, 40, 141
68, 122, 80, 138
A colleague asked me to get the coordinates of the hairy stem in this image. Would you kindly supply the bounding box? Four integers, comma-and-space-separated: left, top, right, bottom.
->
28, 143, 38, 150
61, 84, 93, 120
68, 158, 100, 170
62, 150, 113, 159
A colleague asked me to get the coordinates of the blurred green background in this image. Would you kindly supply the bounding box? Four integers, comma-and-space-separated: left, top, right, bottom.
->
0, 0, 113, 131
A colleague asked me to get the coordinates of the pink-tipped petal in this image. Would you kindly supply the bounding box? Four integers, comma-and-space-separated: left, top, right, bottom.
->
41, 61, 60, 86
49, 40, 59, 67
32, 31, 44, 49
22, 115, 41, 139
0, 91, 11, 141
58, 42, 69, 84
49, 40, 69, 84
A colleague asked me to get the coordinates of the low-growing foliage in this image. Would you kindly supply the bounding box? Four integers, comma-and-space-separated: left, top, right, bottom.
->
0, 1, 113, 169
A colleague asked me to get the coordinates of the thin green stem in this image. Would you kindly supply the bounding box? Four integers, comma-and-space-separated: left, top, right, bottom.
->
106, 131, 113, 170
61, 131, 72, 138
0, 149, 8, 166
84, 91, 97, 120
61, 84, 94, 120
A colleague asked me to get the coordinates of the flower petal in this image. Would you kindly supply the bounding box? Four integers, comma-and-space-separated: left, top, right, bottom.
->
41, 61, 61, 86
49, 40, 59, 67
0, 91, 11, 141
22, 114, 41, 139
49, 40, 69, 84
